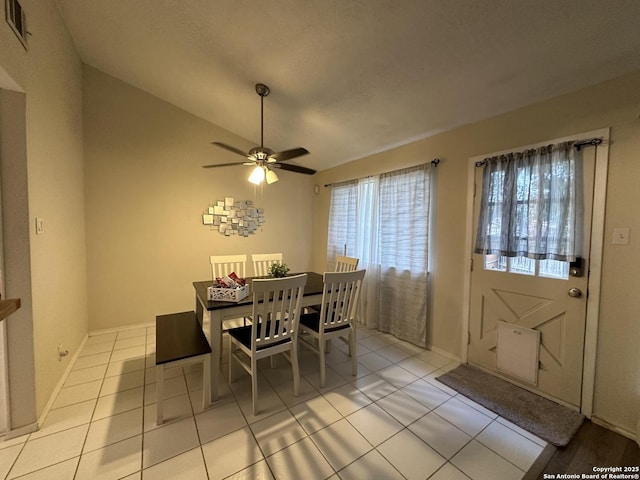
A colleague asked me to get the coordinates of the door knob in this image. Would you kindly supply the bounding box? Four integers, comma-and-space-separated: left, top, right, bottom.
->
568, 287, 582, 298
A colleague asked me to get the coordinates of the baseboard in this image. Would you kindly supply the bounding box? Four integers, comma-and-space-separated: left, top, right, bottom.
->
427, 344, 461, 363
591, 416, 637, 443
4, 421, 38, 439
88, 321, 154, 337
36, 333, 89, 430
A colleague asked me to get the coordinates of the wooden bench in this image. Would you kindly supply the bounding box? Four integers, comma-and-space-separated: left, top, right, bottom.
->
155, 311, 211, 424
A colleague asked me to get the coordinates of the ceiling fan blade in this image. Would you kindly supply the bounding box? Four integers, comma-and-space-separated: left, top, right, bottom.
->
269, 147, 309, 162
211, 142, 250, 158
272, 162, 316, 175
202, 162, 247, 169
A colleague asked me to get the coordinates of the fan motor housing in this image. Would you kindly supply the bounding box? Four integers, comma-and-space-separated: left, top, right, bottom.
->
249, 146, 273, 160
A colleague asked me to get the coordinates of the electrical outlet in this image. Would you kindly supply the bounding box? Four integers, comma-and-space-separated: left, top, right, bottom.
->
612, 227, 630, 245
58, 344, 69, 361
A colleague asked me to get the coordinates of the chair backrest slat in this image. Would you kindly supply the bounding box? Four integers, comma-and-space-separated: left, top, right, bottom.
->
318, 269, 365, 332
252, 253, 283, 277
252, 273, 307, 349
210, 254, 247, 280
335, 255, 359, 272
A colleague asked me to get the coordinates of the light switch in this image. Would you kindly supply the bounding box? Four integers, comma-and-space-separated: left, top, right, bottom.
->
35, 217, 44, 235
612, 227, 630, 245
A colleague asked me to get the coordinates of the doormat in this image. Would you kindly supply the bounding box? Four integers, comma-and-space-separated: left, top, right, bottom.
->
436, 364, 584, 447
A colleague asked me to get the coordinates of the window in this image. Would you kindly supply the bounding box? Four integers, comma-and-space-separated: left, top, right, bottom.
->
327, 164, 433, 347
484, 254, 569, 279
327, 180, 358, 264
475, 142, 578, 280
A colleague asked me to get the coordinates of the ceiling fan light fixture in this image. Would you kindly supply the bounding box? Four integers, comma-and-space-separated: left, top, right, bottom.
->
204, 83, 315, 181
265, 168, 279, 184
248, 165, 265, 184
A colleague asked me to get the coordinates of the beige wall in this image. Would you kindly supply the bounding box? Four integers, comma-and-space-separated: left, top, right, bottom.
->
2, 0, 638, 440
312, 71, 640, 436
83, 66, 315, 331
0, 0, 87, 422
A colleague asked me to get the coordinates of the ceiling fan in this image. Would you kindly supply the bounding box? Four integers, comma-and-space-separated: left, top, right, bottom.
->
202, 83, 316, 184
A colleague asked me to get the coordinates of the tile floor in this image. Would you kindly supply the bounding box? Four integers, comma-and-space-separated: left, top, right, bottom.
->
0, 325, 547, 480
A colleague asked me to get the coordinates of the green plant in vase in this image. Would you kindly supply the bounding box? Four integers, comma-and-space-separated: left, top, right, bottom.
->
269, 262, 290, 278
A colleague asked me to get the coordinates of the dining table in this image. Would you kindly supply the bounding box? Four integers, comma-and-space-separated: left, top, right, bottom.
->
193, 271, 325, 401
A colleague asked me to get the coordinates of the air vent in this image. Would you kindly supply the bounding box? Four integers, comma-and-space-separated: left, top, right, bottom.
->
5, 0, 27, 49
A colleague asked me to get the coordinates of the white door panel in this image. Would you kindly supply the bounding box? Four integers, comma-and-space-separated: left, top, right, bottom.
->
468, 144, 595, 408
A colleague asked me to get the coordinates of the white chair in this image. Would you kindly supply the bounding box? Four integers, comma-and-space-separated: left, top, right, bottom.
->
210, 254, 247, 280
307, 256, 359, 313
299, 269, 365, 387
209, 255, 249, 356
251, 253, 283, 277
334, 255, 359, 272
228, 273, 307, 415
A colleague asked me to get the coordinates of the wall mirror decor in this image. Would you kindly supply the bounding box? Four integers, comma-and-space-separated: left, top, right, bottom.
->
202, 197, 265, 237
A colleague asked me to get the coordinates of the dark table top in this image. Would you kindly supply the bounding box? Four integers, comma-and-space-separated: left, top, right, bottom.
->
193, 271, 324, 311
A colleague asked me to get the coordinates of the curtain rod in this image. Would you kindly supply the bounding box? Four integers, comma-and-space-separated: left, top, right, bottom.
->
475, 137, 603, 167
323, 158, 440, 188
574, 137, 603, 150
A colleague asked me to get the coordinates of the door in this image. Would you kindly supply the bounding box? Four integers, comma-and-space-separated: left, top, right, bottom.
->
468, 143, 595, 408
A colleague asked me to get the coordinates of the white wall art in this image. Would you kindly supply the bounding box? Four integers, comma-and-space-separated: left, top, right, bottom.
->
202, 197, 265, 237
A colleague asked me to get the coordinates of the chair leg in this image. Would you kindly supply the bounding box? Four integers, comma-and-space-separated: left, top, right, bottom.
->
202, 354, 211, 409
291, 343, 300, 397
251, 356, 258, 416
229, 338, 236, 382
349, 331, 357, 376
319, 339, 326, 388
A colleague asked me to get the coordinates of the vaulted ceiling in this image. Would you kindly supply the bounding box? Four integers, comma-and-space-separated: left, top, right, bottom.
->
55, 0, 640, 172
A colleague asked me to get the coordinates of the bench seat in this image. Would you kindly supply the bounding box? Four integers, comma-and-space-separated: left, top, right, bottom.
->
155, 311, 211, 424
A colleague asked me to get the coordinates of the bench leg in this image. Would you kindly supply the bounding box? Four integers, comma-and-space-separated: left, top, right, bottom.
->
156, 365, 165, 425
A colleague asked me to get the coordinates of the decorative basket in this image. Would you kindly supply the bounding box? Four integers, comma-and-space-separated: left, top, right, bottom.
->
207, 284, 249, 302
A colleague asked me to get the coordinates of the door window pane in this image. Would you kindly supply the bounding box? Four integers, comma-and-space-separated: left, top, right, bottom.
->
539, 259, 569, 279
483, 255, 568, 279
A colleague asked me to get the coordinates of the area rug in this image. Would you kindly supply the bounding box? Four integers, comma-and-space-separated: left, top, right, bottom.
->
436, 364, 584, 447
